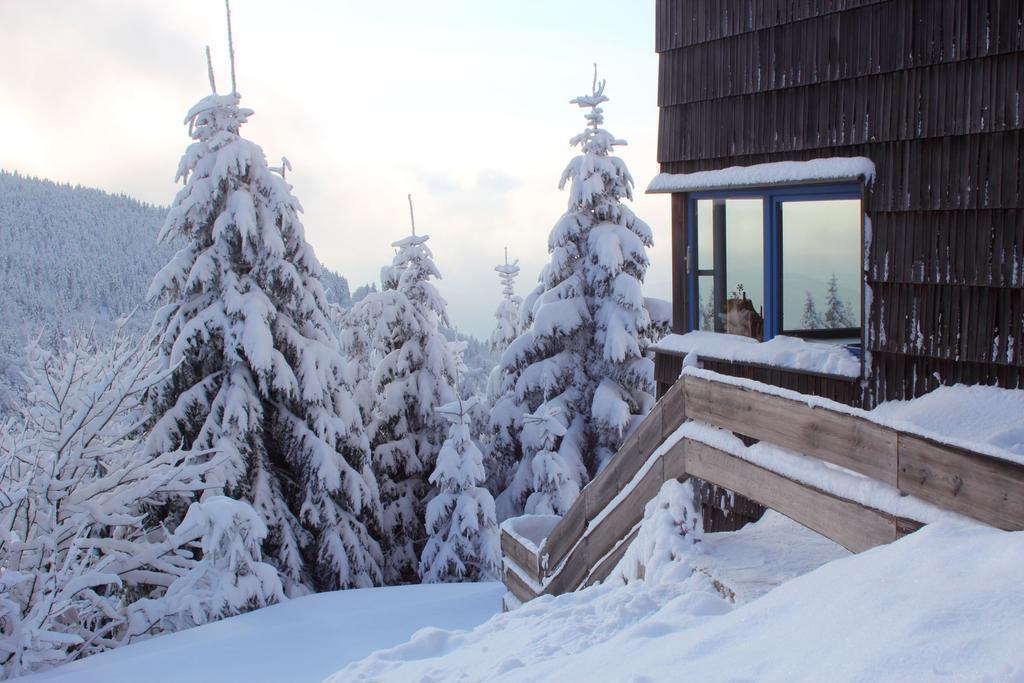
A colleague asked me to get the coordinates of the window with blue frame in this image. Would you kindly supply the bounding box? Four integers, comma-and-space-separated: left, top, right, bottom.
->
686, 183, 863, 343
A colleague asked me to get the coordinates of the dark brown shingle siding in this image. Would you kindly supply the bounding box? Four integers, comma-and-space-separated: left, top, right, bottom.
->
656, 0, 1024, 406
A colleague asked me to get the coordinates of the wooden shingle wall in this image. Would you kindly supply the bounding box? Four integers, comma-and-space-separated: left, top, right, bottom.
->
656, 0, 1024, 406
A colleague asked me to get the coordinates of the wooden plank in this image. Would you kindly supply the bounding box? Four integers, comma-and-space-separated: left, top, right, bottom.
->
662, 438, 689, 481
585, 434, 644, 526
898, 433, 1024, 531
584, 525, 641, 588
583, 457, 666, 580
538, 493, 586, 575
541, 537, 591, 597
660, 376, 688, 437
637, 403, 665, 458
683, 374, 899, 486
500, 528, 541, 584
502, 564, 538, 604
683, 438, 898, 552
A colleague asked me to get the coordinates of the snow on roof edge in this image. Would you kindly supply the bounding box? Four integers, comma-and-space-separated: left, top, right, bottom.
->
646, 157, 875, 194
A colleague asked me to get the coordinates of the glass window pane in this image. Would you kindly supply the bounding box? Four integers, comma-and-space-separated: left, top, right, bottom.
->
693, 199, 764, 338
781, 199, 861, 335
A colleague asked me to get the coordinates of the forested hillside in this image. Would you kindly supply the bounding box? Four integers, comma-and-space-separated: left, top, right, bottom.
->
0, 171, 171, 409
0, 170, 354, 411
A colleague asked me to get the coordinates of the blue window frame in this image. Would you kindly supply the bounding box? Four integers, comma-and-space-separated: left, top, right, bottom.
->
685, 182, 863, 341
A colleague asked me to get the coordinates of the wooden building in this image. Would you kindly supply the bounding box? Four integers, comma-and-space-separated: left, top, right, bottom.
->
500, 0, 1024, 602
648, 0, 1024, 410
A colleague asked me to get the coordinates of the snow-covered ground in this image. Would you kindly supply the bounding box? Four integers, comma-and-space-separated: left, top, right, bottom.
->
334, 520, 1024, 682
15, 582, 504, 683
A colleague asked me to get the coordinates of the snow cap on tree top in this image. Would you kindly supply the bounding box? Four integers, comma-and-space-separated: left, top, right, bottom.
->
391, 233, 431, 249
567, 66, 627, 157
184, 92, 252, 141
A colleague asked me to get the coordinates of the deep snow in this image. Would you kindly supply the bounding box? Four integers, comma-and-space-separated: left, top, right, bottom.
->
333, 522, 1024, 682
15, 583, 504, 683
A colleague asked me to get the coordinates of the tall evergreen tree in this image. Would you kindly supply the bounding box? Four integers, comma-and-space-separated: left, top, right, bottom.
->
419, 396, 500, 583
484, 251, 522, 498
372, 229, 459, 583
145, 91, 382, 594
494, 71, 655, 517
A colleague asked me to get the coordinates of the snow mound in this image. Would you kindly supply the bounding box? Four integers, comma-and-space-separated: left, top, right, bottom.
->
332, 523, 1024, 681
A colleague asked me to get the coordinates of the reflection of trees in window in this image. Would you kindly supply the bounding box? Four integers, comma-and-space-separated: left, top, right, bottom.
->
700, 288, 715, 331
824, 273, 856, 328
801, 273, 856, 331
801, 291, 823, 329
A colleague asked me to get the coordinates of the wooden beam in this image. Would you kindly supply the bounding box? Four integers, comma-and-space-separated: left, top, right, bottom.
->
584, 525, 641, 588
500, 528, 542, 584
683, 374, 898, 486
683, 438, 898, 552
502, 564, 538, 604
584, 456, 665, 572
539, 493, 586, 575
542, 537, 592, 596
660, 376, 688, 437
898, 433, 1024, 531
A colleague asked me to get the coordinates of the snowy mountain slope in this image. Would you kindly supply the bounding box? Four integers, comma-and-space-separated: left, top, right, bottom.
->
0, 171, 170, 347
0, 170, 352, 411
333, 520, 1024, 682
15, 582, 504, 683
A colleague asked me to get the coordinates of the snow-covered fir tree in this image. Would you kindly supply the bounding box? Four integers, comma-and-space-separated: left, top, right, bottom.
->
489, 251, 522, 355
493, 70, 655, 517
145, 91, 382, 594
482, 252, 522, 497
801, 291, 823, 329
419, 396, 500, 583
371, 229, 459, 583
823, 273, 856, 328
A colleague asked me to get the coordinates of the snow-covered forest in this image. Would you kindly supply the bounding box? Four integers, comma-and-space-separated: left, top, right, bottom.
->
4, 1, 1024, 681
0, 59, 665, 676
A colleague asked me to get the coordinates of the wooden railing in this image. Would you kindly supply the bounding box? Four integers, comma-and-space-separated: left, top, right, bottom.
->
501, 370, 1024, 605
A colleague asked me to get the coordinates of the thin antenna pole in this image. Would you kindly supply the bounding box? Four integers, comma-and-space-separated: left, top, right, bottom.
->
205, 46, 217, 93
407, 194, 416, 236
504, 247, 508, 265
225, 0, 237, 94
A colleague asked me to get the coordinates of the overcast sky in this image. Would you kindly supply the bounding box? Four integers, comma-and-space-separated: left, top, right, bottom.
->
0, 0, 672, 337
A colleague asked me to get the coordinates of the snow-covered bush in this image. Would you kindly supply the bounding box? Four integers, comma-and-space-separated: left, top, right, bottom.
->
145, 91, 382, 593
371, 233, 459, 583
611, 479, 702, 586
127, 497, 283, 636
0, 336, 279, 677
494, 72, 656, 516
419, 398, 500, 583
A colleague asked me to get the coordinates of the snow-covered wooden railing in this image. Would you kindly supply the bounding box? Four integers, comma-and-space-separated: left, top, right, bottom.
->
501, 369, 1024, 605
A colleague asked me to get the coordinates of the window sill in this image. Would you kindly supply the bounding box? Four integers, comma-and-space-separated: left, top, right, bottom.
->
652, 331, 862, 380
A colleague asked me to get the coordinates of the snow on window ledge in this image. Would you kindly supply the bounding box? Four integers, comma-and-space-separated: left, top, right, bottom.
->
645, 157, 875, 194
652, 331, 862, 379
